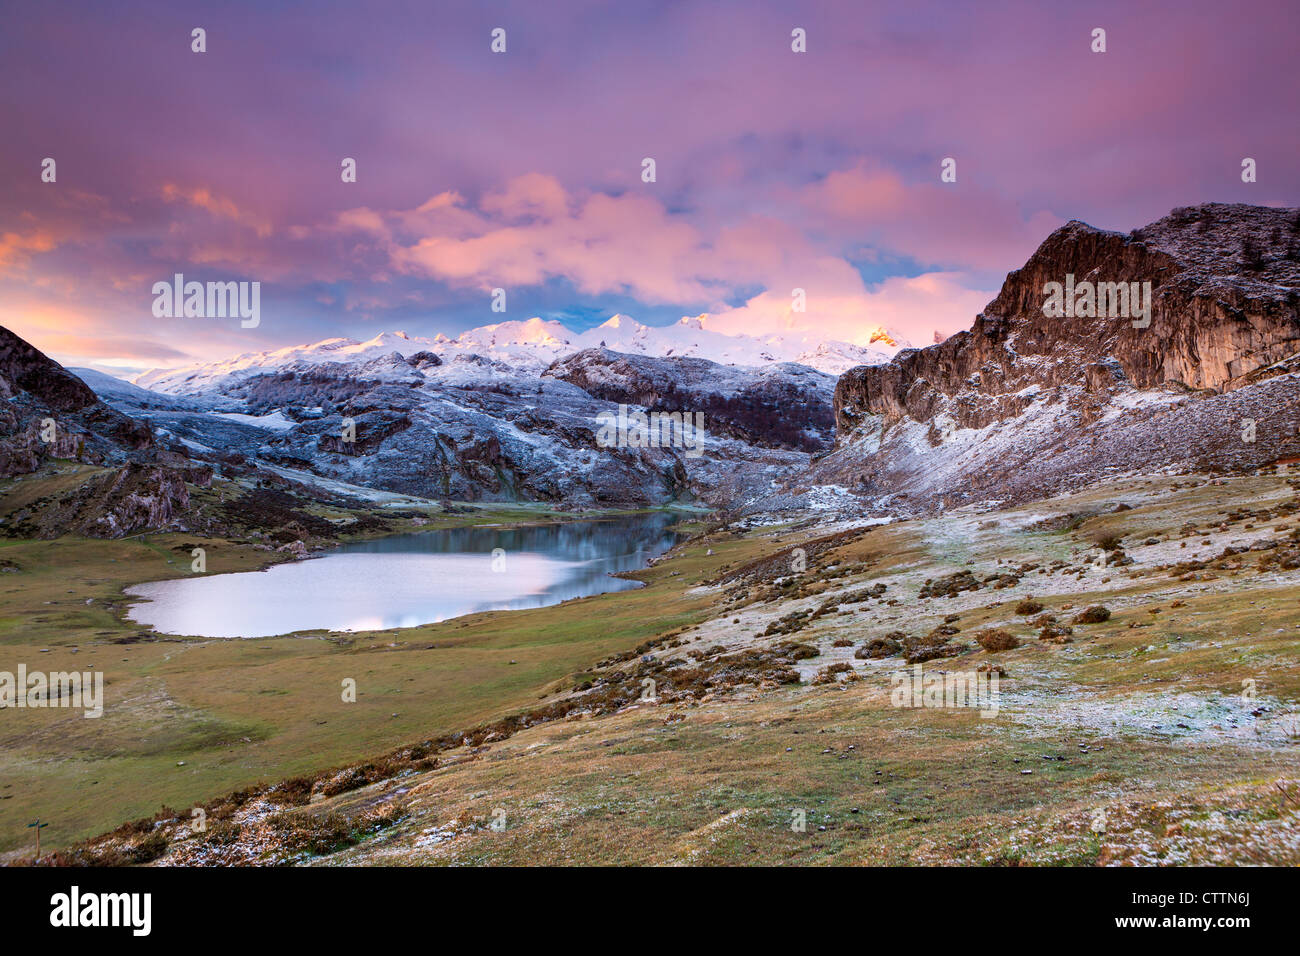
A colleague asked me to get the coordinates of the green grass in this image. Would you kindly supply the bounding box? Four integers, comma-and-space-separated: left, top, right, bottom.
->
0, 503, 748, 853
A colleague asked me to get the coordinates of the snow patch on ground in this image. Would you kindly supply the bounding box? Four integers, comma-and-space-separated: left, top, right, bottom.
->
213, 410, 297, 431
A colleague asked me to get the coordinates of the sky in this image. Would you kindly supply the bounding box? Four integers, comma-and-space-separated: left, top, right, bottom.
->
1, 0, 1297, 374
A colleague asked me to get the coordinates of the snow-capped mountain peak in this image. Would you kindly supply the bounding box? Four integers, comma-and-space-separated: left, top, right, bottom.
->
131, 315, 902, 395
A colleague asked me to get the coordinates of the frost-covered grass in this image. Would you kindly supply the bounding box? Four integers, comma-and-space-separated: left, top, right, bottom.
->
18, 470, 1300, 865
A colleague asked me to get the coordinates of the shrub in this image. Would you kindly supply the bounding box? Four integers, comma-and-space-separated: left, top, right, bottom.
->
902, 631, 968, 664
919, 570, 981, 599
126, 829, 170, 864
205, 820, 243, 847
855, 632, 905, 659
975, 629, 1020, 652
1072, 605, 1112, 624
273, 776, 316, 806
1039, 624, 1074, 643
812, 662, 853, 685
1014, 598, 1044, 615
268, 811, 359, 857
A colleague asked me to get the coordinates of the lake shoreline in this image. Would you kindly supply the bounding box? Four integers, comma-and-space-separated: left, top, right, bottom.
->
121, 509, 698, 639
108, 503, 705, 641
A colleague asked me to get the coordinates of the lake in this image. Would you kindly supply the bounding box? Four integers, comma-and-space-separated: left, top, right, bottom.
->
124, 512, 686, 638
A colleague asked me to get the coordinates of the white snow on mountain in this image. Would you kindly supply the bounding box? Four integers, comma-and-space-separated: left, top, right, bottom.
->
131, 315, 903, 396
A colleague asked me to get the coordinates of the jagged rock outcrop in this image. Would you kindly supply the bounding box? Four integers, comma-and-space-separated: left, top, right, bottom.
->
82, 463, 209, 537
802, 204, 1300, 513
2, 461, 214, 540
0, 325, 100, 411
837, 204, 1299, 433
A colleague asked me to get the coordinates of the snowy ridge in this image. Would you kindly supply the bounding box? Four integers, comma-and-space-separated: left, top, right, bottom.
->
131, 315, 901, 396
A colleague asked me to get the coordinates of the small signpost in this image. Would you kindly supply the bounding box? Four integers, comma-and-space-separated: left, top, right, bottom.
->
27, 818, 49, 858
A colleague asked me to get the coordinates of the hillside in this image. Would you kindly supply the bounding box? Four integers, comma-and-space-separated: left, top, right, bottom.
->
0, 327, 218, 538
39, 468, 1300, 866
0, 326, 157, 478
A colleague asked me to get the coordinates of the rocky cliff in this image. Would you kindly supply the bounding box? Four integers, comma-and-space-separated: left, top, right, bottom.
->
0, 326, 216, 537
801, 203, 1300, 513
0, 326, 159, 478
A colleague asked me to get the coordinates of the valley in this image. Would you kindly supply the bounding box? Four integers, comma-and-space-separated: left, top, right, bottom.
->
2, 201, 1297, 866
12, 467, 1298, 865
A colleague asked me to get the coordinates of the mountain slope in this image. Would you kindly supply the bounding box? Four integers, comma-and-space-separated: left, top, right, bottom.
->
0, 326, 157, 477
87, 347, 833, 507
0, 326, 218, 537
67, 367, 211, 413
545, 348, 836, 452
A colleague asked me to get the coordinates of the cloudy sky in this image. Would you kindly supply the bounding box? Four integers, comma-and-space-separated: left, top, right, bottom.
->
2, 0, 1296, 373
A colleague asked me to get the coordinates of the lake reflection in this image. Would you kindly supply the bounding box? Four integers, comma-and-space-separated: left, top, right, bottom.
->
125, 512, 685, 638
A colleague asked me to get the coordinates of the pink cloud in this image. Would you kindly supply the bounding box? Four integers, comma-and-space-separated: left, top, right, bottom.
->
697, 272, 994, 349
361, 171, 1009, 344
795, 163, 1062, 272
161, 184, 273, 238
388, 176, 716, 302
0, 228, 58, 273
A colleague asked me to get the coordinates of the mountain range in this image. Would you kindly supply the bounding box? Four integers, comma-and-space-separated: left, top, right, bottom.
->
3, 202, 1297, 535
130, 314, 901, 395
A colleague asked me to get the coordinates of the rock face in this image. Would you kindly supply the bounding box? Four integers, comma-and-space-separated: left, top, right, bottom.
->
0, 326, 157, 479
0, 326, 100, 412
805, 203, 1300, 512
3, 462, 204, 539
0, 326, 214, 538
545, 348, 836, 452
225, 351, 696, 505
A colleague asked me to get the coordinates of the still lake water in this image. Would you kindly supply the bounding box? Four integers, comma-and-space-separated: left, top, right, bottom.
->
125, 512, 685, 638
